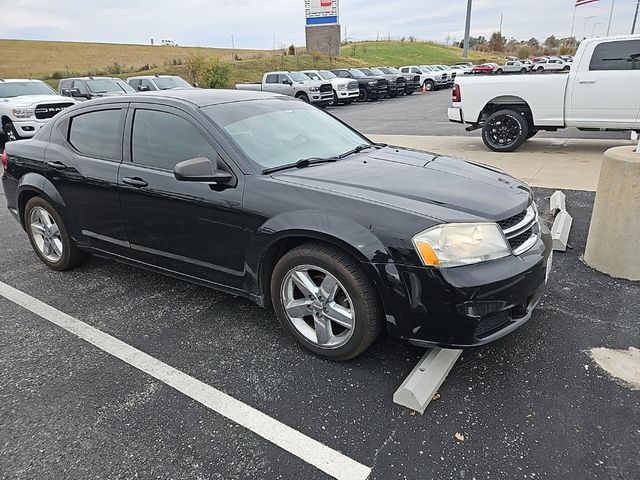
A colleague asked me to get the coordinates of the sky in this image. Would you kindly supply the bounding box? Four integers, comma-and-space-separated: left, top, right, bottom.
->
2, 0, 638, 49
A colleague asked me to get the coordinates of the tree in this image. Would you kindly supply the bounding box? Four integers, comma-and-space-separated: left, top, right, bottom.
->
202, 60, 231, 89
487, 32, 507, 52
517, 45, 532, 59
527, 37, 540, 48
185, 52, 207, 84
544, 35, 560, 49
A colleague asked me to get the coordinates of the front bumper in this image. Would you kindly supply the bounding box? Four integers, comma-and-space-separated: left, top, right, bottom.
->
370, 231, 553, 348
12, 119, 49, 138
310, 92, 334, 105
337, 90, 359, 101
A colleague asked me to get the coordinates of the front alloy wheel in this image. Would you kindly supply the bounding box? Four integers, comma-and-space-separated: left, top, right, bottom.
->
281, 265, 354, 349
3, 121, 20, 142
271, 242, 383, 361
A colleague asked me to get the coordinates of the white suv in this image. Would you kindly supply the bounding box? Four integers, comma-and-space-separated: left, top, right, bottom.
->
126, 75, 194, 92
1, 79, 76, 141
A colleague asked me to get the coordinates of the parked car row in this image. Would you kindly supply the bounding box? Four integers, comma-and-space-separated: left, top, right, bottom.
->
236, 67, 424, 106
467, 56, 572, 75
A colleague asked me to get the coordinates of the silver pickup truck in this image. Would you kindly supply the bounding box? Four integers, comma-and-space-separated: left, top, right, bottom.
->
236, 71, 333, 107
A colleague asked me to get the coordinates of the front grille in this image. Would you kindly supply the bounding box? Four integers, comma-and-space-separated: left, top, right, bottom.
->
498, 204, 539, 255
378, 78, 388, 87
396, 77, 406, 85
35, 103, 74, 120
413, 75, 420, 83
498, 210, 527, 230
476, 310, 512, 338
348, 81, 359, 91
319, 83, 332, 93
441, 73, 448, 80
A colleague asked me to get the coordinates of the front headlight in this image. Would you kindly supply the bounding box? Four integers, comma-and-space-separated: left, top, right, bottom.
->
412, 223, 511, 268
12, 107, 35, 119
337, 84, 347, 91
308, 86, 320, 92
368, 81, 377, 86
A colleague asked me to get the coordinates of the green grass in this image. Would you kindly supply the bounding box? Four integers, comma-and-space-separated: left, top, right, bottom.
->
6, 39, 503, 90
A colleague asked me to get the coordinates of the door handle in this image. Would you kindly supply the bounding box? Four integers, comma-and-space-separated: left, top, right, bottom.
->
578, 79, 597, 84
122, 177, 148, 188
45, 160, 67, 170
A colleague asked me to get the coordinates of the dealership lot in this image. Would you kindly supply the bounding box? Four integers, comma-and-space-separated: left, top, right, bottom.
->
329, 89, 632, 140
1, 184, 639, 479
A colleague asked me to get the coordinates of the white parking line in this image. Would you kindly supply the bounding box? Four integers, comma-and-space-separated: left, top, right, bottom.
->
0, 280, 371, 480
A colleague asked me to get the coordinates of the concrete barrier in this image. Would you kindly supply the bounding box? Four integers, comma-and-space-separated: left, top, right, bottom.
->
585, 146, 640, 281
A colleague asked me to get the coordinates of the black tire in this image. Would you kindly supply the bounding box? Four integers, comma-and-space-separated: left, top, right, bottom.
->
3, 121, 21, 142
536, 66, 544, 72
520, 68, 527, 73
271, 242, 383, 361
496, 69, 503, 74
357, 88, 368, 102
330, 91, 338, 106
405, 90, 414, 96
563, 65, 570, 71
343, 100, 354, 105
24, 196, 88, 271
423, 80, 435, 91
296, 93, 310, 103
527, 129, 538, 139
481, 109, 530, 152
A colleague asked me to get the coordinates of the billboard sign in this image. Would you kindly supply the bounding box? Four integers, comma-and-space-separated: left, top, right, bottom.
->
305, 0, 339, 25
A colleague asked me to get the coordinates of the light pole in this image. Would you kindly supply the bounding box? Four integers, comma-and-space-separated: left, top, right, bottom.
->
463, 0, 473, 59
632, 0, 639, 34
583, 15, 597, 39
606, 0, 615, 36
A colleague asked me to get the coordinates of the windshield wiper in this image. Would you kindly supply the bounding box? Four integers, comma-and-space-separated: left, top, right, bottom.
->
338, 144, 375, 159
262, 157, 338, 174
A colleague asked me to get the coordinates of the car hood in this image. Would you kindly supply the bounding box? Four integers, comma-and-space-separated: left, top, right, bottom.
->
3, 94, 75, 106
272, 147, 531, 222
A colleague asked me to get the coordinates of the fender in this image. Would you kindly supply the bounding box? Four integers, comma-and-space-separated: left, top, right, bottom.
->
244, 210, 408, 331
17, 172, 67, 227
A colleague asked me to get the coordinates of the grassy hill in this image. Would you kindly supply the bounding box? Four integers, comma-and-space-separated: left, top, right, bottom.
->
1, 39, 502, 89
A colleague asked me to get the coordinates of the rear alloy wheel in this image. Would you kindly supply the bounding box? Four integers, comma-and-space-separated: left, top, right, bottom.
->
330, 91, 339, 106
358, 88, 368, 102
481, 109, 529, 152
24, 197, 88, 271
423, 80, 434, 91
3, 121, 20, 142
271, 242, 383, 361
520, 68, 527, 73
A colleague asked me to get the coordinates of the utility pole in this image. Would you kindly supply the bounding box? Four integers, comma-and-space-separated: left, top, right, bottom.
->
499, 14, 503, 36
231, 35, 235, 60
606, 0, 615, 36
632, 0, 639, 34
463, 0, 473, 59
583, 15, 597, 39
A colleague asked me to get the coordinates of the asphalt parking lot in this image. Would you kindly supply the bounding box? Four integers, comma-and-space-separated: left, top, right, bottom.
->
329, 89, 631, 140
1, 185, 639, 480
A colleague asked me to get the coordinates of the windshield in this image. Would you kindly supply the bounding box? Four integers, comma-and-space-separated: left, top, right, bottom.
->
419, 65, 432, 72
387, 67, 401, 73
358, 68, 374, 75
87, 79, 135, 94
318, 70, 337, 80
369, 68, 385, 75
303, 71, 321, 80
348, 69, 366, 78
289, 72, 311, 82
378, 67, 392, 74
0, 81, 57, 98
203, 98, 370, 171
154, 77, 192, 89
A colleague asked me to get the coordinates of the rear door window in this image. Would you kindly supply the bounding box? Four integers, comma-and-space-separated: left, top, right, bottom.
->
590, 40, 640, 71
68, 109, 124, 161
265, 74, 278, 84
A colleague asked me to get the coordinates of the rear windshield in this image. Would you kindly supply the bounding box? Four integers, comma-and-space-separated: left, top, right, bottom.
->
0, 81, 57, 98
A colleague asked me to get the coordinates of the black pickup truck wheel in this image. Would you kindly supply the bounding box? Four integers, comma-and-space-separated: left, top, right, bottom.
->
358, 88, 369, 102
481, 109, 529, 152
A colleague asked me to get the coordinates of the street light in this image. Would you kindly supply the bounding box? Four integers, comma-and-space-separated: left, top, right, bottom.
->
583, 15, 597, 39
463, 0, 473, 59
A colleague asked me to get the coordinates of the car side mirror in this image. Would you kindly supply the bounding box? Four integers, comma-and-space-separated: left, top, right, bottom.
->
138, 85, 151, 92
282, 78, 292, 85
64, 88, 82, 98
174, 156, 233, 184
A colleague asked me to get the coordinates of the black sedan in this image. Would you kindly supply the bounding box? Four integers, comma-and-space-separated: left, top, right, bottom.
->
1, 90, 552, 361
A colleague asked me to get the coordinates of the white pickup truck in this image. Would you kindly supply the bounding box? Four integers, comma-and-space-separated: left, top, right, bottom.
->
236, 71, 333, 107
448, 35, 640, 152
1, 79, 76, 142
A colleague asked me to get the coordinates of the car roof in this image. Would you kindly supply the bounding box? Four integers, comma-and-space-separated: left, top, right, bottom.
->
0, 78, 47, 83
127, 75, 182, 80
76, 88, 285, 108
61, 76, 120, 81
